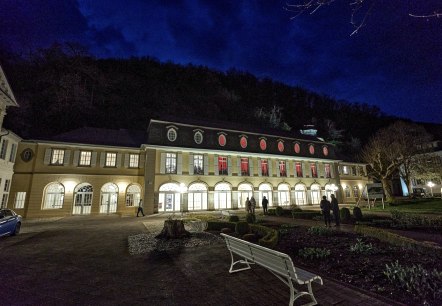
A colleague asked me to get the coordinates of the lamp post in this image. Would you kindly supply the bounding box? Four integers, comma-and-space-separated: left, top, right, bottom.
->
427, 181, 435, 197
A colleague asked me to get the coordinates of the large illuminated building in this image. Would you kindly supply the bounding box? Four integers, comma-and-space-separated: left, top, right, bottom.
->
8, 118, 370, 217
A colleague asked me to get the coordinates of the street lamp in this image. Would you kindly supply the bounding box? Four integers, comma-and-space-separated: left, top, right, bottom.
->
427, 181, 435, 197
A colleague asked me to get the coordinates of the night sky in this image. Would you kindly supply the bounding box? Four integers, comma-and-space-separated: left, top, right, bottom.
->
1, 0, 441, 124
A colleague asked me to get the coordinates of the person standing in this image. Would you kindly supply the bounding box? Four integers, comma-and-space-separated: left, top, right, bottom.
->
250, 196, 256, 214
262, 196, 269, 215
320, 196, 331, 227
137, 199, 145, 217
245, 197, 251, 213
330, 194, 340, 226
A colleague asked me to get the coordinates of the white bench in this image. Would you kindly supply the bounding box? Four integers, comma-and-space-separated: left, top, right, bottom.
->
220, 210, 235, 220
220, 233, 323, 306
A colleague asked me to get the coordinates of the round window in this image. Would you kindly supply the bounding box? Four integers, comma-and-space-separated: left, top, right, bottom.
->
309, 144, 315, 155
278, 141, 284, 152
218, 134, 226, 146
240, 136, 247, 149
294, 143, 300, 154
323, 146, 329, 156
259, 139, 267, 151
167, 128, 177, 142
21, 148, 34, 162
194, 131, 203, 144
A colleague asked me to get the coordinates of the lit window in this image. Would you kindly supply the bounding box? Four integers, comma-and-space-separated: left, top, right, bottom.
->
167, 128, 177, 142
310, 163, 318, 178
105, 153, 117, 167
309, 144, 315, 155
279, 161, 287, 177
294, 143, 300, 154
241, 157, 249, 176
129, 154, 139, 168
278, 141, 284, 152
51, 149, 65, 165
165, 153, 177, 174
9, 143, 17, 162
325, 164, 331, 178
240, 136, 247, 149
295, 162, 303, 177
323, 146, 329, 156
126, 185, 141, 207
194, 131, 203, 144
43, 183, 65, 209
0, 139, 8, 159
14, 192, 26, 209
260, 139, 267, 151
4, 179, 10, 192
79, 151, 92, 166
342, 166, 349, 175
218, 156, 228, 175
353, 186, 360, 198
194, 154, 204, 175
261, 159, 269, 176
344, 186, 351, 197
218, 134, 226, 146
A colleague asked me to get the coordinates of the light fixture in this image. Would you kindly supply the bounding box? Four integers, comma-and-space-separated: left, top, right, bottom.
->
427, 181, 435, 197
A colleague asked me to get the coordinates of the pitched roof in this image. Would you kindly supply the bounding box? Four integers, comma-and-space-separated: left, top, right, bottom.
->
0, 63, 18, 107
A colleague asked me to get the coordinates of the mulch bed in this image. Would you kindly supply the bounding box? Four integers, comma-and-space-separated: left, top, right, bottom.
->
275, 225, 442, 306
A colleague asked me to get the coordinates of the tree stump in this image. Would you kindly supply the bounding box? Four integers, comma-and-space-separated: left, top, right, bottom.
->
155, 219, 190, 239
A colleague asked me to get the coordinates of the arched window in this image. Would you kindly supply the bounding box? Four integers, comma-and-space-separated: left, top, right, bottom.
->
43, 183, 65, 209
259, 183, 272, 208
240, 136, 247, 149
278, 183, 290, 206
100, 183, 118, 214
238, 183, 253, 209
214, 182, 231, 210
310, 184, 321, 205
278, 141, 284, 152
309, 144, 315, 155
73, 183, 93, 215
323, 146, 329, 156
218, 134, 226, 146
159, 183, 180, 212
294, 184, 307, 205
188, 182, 208, 211
126, 184, 141, 207
324, 184, 335, 201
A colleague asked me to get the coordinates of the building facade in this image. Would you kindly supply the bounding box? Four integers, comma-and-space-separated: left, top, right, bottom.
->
8, 119, 370, 218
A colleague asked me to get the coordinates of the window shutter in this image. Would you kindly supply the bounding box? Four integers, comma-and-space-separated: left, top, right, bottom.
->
258, 159, 262, 177
116, 153, 122, 167
73, 151, 80, 166
268, 160, 273, 176
203, 154, 208, 175
91, 152, 97, 167
293, 162, 297, 178
302, 162, 307, 177
124, 154, 129, 168
249, 158, 253, 176
139, 153, 145, 168
338, 165, 342, 174
44, 148, 52, 165
237, 156, 241, 177
286, 161, 290, 177
100, 152, 105, 167
177, 153, 182, 175
227, 156, 232, 176
63, 150, 71, 166
330, 164, 334, 178
276, 161, 280, 177
189, 153, 194, 175
160, 153, 165, 174
214, 155, 219, 176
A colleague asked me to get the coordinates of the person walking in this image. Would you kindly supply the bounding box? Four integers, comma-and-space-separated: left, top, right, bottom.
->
262, 196, 269, 215
137, 199, 145, 217
330, 194, 340, 226
245, 197, 251, 213
320, 196, 331, 227
250, 196, 256, 214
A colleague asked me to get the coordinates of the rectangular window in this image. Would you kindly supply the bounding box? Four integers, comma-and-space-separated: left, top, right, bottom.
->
345, 188, 351, 197
79, 151, 92, 166
279, 161, 287, 177
194, 154, 204, 175
4, 179, 10, 192
261, 159, 269, 176
351, 166, 357, 176
1, 194, 8, 208
165, 153, 177, 174
324, 164, 331, 178
354, 186, 360, 198
342, 166, 349, 175
129, 154, 139, 168
105, 153, 117, 167
241, 158, 249, 176
14, 192, 26, 209
51, 149, 65, 165
9, 143, 17, 162
218, 156, 228, 175
310, 163, 318, 178
0, 139, 8, 159
295, 162, 303, 177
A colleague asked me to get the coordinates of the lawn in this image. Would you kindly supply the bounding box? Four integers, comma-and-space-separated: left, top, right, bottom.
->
361, 199, 442, 214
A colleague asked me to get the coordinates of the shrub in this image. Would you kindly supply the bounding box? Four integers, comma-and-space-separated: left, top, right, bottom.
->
353, 207, 363, 221
291, 212, 322, 220
391, 209, 442, 229
207, 221, 236, 231
235, 221, 250, 236
275, 206, 284, 216
250, 224, 279, 248
340, 208, 351, 222
350, 238, 375, 254
246, 213, 256, 224
308, 226, 333, 236
229, 215, 239, 222
298, 247, 330, 260
221, 227, 232, 234
242, 233, 257, 242
267, 208, 276, 216
384, 260, 442, 301
279, 223, 298, 236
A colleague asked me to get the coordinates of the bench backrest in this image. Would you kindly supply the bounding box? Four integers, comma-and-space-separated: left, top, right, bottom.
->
221, 233, 299, 281
221, 211, 230, 216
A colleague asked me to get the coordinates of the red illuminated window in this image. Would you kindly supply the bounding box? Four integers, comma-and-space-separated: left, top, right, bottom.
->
260, 139, 267, 151
295, 162, 303, 177
279, 161, 287, 177
261, 159, 269, 176
240, 137, 247, 149
218, 156, 228, 175
241, 157, 249, 176
294, 143, 300, 154
218, 134, 226, 146
309, 144, 315, 155
325, 163, 331, 178
278, 141, 284, 152
310, 163, 318, 178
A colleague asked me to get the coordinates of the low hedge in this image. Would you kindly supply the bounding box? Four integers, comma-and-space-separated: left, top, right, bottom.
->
290, 212, 322, 219
354, 225, 442, 253
250, 224, 279, 249
207, 221, 236, 231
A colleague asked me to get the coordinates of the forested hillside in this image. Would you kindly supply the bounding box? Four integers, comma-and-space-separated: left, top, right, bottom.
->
1, 44, 401, 155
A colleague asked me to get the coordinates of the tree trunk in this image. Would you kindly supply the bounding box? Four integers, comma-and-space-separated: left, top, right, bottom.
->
156, 220, 190, 239
381, 178, 393, 202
